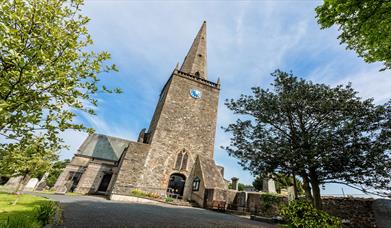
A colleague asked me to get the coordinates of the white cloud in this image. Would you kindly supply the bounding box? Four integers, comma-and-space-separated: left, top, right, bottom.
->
80, 111, 138, 141
336, 69, 391, 104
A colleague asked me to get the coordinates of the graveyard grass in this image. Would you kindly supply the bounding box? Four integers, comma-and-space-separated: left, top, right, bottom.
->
0, 192, 48, 222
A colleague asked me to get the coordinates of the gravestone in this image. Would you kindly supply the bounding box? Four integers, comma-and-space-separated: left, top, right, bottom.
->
4, 176, 24, 191
35, 172, 49, 191
5, 176, 23, 187
287, 186, 295, 201
263, 178, 276, 193
24, 178, 39, 191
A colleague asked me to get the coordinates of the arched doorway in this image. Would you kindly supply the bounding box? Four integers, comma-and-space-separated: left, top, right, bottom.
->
167, 173, 186, 197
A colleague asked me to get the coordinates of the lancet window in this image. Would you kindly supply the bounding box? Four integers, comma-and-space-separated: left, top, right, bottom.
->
175, 149, 188, 170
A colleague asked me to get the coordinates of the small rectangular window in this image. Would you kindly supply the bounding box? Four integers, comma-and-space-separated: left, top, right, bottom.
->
192, 177, 200, 191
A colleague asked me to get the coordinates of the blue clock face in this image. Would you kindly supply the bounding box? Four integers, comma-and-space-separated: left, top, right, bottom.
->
190, 89, 202, 99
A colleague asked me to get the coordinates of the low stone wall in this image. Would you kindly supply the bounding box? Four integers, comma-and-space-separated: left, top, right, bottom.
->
322, 197, 377, 227
204, 188, 228, 208
247, 192, 262, 213
373, 199, 391, 228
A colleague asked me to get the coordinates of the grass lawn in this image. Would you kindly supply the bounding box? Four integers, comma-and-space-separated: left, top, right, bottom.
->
0, 192, 48, 222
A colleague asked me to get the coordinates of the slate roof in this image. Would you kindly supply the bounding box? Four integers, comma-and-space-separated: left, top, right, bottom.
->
198, 156, 227, 189
77, 134, 130, 162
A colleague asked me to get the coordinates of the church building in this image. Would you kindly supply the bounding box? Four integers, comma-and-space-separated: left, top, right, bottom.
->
54, 22, 228, 206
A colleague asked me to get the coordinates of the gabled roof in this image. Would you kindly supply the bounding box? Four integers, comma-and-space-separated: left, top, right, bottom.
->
197, 156, 227, 189
77, 134, 130, 161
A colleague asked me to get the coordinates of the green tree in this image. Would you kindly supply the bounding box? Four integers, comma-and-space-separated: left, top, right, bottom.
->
224, 70, 391, 209
316, 0, 391, 71
0, 135, 59, 192
252, 176, 263, 191
46, 159, 70, 188
0, 0, 120, 150
228, 182, 252, 191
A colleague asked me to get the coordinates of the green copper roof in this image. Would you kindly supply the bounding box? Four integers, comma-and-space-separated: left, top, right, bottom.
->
77, 134, 130, 161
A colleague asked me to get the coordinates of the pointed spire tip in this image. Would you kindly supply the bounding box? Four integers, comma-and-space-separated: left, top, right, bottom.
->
180, 21, 208, 79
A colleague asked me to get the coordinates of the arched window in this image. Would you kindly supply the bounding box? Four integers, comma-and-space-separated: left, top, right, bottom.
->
182, 153, 188, 170
175, 152, 183, 170
174, 149, 188, 170
192, 177, 200, 191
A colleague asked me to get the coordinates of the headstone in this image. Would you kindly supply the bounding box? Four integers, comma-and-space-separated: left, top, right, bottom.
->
263, 178, 277, 193
24, 178, 39, 191
5, 176, 23, 187
287, 186, 295, 201
231, 177, 239, 191
4, 176, 24, 191
35, 172, 49, 191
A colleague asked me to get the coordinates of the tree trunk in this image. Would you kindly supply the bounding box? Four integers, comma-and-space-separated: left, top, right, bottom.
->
309, 168, 322, 210
302, 172, 313, 203
292, 172, 298, 199
14, 174, 28, 193
12, 174, 29, 205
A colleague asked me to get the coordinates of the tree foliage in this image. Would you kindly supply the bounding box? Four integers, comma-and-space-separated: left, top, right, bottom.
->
46, 159, 70, 188
0, 0, 120, 150
223, 70, 391, 209
0, 135, 58, 179
316, 0, 391, 71
228, 182, 250, 191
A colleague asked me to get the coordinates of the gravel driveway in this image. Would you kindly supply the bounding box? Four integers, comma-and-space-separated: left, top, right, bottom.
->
30, 192, 275, 228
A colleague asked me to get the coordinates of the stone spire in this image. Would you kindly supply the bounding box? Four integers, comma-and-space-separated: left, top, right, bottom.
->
180, 21, 207, 79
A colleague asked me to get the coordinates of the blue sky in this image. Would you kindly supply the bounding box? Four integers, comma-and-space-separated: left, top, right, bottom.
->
60, 0, 391, 197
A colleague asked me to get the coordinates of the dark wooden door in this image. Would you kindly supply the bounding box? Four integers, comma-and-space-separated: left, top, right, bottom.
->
167, 174, 186, 197
98, 173, 112, 192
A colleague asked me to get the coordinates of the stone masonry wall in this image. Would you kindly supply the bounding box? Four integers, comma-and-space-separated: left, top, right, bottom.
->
185, 157, 205, 205
141, 71, 220, 193
54, 156, 90, 192
322, 197, 377, 228
111, 142, 150, 195
75, 162, 114, 194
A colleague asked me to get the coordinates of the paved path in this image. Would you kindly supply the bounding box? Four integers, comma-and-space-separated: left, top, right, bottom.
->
30, 192, 275, 228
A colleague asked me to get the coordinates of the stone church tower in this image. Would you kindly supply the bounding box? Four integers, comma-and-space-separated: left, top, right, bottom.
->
54, 22, 227, 206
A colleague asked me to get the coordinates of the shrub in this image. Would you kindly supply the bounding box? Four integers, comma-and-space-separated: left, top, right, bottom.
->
130, 189, 160, 199
164, 196, 174, 203
259, 193, 287, 216
261, 193, 281, 210
130, 188, 145, 197
0, 216, 40, 228
34, 201, 58, 226
280, 200, 341, 228
146, 192, 160, 199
